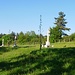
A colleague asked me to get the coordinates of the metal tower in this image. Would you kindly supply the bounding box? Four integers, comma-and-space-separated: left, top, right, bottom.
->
39, 15, 42, 50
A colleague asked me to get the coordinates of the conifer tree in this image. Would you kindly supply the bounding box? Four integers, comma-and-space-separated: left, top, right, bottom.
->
50, 12, 70, 42
54, 11, 70, 36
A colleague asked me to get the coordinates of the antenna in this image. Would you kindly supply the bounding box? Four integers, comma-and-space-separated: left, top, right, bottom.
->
39, 15, 42, 50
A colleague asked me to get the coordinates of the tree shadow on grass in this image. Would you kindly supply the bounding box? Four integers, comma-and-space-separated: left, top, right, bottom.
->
0, 45, 35, 55
38, 47, 75, 75
0, 46, 20, 55
0, 47, 75, 75
0, 47, 10, 54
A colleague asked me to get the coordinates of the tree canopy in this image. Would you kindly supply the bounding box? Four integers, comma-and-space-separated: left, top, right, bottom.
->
50, 11, 71, 42
54, 11, 70, 35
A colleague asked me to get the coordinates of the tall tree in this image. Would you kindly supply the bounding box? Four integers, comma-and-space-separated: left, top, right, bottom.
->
54, 11, 70, 36
50, 12, 70, 43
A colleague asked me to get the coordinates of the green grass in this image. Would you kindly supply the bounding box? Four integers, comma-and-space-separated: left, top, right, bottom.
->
51, 42, 75, 48
0, 42, 75, 75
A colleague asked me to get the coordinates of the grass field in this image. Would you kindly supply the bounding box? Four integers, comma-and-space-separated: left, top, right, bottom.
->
51, 42, 75, 48
0, 42, 75, 75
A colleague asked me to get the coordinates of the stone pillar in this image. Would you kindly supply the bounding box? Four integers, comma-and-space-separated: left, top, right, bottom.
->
2, 39, 4, 47
45, 29, 50, 47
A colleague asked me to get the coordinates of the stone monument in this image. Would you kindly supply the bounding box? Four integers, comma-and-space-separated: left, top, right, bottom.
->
2, 39, 4, 47
14, 35, 17, 47
45, 29, 50, 47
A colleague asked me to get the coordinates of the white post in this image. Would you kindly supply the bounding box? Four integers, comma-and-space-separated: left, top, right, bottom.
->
45, 29, 50, 47
47, 29, 50, 42
2, 39, 4, 47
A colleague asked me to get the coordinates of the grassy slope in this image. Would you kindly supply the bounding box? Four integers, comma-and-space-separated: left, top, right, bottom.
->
0, 43, 75, 75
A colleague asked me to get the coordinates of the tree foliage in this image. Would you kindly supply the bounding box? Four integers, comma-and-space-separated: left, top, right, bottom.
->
50, 12, 70, 43
54, 11, 70, 36
50, 26, 62, 42
17, 31, 40, 44
69, 33, 75, 41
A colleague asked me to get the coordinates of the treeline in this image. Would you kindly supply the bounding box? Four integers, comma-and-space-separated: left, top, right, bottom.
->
50, 32, 75, 43
62, 33, 75, 42
0, 31, 75, 46
0, 31, 46, 46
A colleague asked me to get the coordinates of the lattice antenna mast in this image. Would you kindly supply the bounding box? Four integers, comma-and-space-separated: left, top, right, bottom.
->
39, 15, 42, 50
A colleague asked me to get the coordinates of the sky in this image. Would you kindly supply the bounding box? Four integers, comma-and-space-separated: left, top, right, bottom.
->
0, 0, 75, 35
